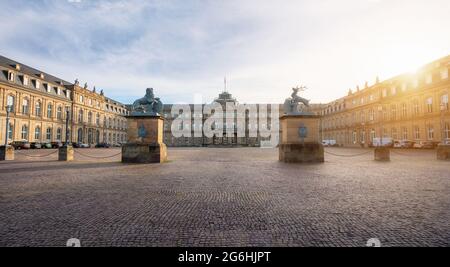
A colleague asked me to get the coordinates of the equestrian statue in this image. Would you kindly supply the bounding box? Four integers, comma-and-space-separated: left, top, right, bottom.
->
131, 88, 163, 116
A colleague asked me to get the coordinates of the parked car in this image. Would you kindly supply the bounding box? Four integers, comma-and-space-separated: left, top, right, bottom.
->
51, 142, 63, 148
79, 143, 90, 148
30, 142, 42, 149
371, 137, 393, 147
95, 143, 111, 148
322, 140, 337, 147
413, 142, 424, 149
421, 141, 439, 149
42, 142, 53, 149
393, 141, 402, 148
11, 141, 31, 150
399, 140, 415, 148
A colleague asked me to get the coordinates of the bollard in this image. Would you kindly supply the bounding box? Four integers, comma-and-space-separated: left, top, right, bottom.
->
374, 147, 390, 161
0, 145, 14, 161
58, 145, 74, 161
437, 144, 450, 160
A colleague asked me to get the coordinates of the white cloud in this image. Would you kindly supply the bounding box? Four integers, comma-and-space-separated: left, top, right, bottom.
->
1, 0, 449, 104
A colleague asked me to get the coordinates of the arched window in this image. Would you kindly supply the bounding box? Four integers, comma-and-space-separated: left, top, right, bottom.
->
78, 109, 84, 123
88, 112, 93, 124
7, 95, 15, 112
21, 125, 28, 140
77, 128, 83, 143
47, 103, 53, 118
7, 123, 14, 140
34, 126, 41, 140
56, 128, 62, 141
35, 101, 42, 116
57, 106, 63, 120
22, 99, 29, 114
46, 127, 52, 141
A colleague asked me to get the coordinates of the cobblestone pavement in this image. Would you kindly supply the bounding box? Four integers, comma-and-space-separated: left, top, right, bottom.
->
0, 147, 449, 247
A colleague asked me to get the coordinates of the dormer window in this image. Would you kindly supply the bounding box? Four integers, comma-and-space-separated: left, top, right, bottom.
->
79, 95, 84, 103
66, 90, 71, 99
8, 71, 14, 81
15, 64, 20, 70
23, 75, 29, 86
57, 87, 61, 95
39, 73, 45, 79
33, 79, 40, 89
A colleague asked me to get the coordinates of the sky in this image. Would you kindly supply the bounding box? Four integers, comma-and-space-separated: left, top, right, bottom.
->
1, 0, 449, 104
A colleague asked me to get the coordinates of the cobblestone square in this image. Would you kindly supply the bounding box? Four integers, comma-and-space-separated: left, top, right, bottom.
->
0, 147, 449, 247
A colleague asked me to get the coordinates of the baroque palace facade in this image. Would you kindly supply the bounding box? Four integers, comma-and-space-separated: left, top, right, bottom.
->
321, 55, 450, 146
160, 91, 324, 147
0, 55, 128, 146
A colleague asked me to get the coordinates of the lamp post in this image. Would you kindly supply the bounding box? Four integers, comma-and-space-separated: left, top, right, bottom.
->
4, 105, 11, 146
65, 109, 70, 146
378, 105, 383, 147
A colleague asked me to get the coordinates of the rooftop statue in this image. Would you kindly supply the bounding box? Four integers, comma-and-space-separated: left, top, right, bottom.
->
283, 86, 311, 115
131, 88, 163, 116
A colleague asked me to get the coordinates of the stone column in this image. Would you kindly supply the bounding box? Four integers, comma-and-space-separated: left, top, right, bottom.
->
279, 115, 324, 163
122, 115, 167, 163
437, 144, 450, 160
58, 145, 74, 161
374, 147, 390, 161
0, 145, 14, 161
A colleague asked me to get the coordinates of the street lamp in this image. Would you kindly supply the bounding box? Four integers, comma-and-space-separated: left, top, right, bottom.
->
378, 105, 383, 147
4, 105, 11, 146
65, 108, 70, 146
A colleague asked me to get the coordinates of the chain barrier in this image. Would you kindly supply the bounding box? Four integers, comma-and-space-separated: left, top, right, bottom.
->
14, 149, 59, 158
390, 149, 427, 157
324, 149, 373, 157
73, 149, 122, 159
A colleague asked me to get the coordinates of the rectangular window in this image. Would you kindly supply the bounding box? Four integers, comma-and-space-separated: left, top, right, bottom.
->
391, 105, 397, 120
427, 126, 434, 140
440, 68, 449, 80
413, 100, 420, 115
426, 97, 433, 113
414, 126, 420, 140
402, 103, 407, 117
402, 127, 408, 140
441, 94, 449, 110
392, 128, 398, 140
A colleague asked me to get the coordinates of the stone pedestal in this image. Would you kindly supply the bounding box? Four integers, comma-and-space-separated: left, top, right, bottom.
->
122, 115, 167, 163
59, 145, 74, 161
0, 145, 14, 161
437, 144, 450, 160
279, 115, 324, 163
374, 147, 390, 161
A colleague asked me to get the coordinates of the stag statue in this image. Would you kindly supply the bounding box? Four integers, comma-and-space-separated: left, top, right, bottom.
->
283, 86, 310, 115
